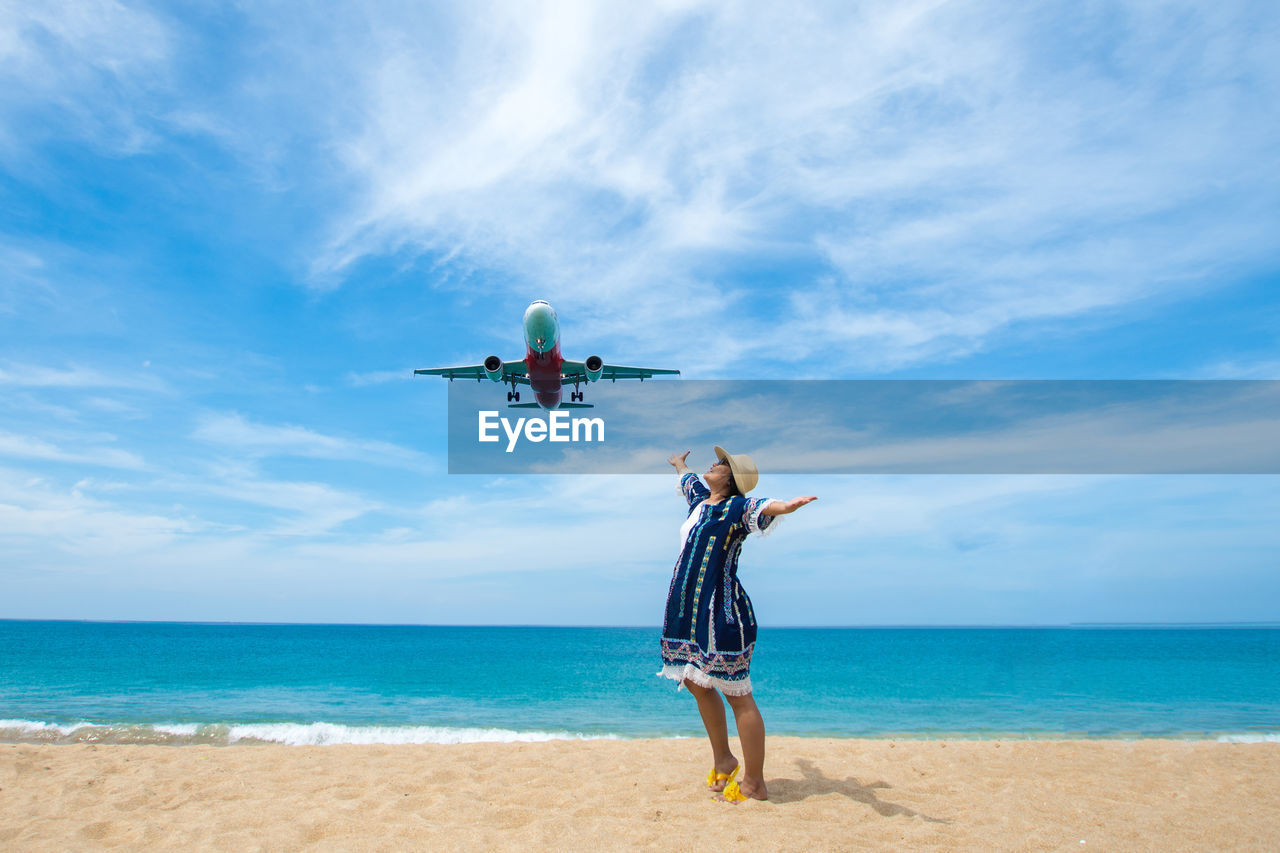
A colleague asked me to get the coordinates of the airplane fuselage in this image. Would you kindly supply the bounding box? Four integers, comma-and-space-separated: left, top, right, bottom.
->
523, 300, 565, 409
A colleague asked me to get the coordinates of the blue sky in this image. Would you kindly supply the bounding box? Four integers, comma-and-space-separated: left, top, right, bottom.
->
1, 0, 1278, 625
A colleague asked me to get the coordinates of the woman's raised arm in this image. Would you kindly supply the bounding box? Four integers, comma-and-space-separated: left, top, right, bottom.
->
761, 496, 817, 516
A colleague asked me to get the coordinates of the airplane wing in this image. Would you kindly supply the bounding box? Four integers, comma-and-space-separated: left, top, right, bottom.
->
413, 361, 531, 385
560, 361, 680, 382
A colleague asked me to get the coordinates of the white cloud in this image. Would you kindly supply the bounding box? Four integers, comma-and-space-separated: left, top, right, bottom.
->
11, 3, 1272, 373
0, 392, 81, 421
263, 0, 1278, 372
3, 458, 1276, 624
191, 412, 436, 472
345, 369, 416, 387
0, 467, 196, 556
4, 3, 1275, 375
0, 0, 174, 156
0, 241, 59, 316
0, 362, 165, 391
196, 471, 382, 537
83, 396, 148, 418
0, 429, 145, 469
1192, 358, 1280, 380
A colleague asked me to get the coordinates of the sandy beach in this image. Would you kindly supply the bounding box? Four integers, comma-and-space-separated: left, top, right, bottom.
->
1, 738, 1277, 851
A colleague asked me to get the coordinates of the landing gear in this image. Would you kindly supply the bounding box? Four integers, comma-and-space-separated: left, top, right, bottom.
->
570, 387, 584, 402
507, 390, 520, 402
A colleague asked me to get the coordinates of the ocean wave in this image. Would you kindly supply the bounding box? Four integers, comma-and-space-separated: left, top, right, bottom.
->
0, 719, 619, 746
4, 719, 1277, 745
225, 722, 618, 746
0, 719, 91, 736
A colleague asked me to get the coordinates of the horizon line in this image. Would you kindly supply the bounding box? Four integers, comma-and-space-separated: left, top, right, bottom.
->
2, 618, 1277, 629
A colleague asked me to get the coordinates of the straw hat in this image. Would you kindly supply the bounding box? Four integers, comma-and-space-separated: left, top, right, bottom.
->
714, 445, 758, 494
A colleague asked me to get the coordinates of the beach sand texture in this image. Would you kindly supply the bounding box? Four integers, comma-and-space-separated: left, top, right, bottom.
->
2, 738, 1277, 851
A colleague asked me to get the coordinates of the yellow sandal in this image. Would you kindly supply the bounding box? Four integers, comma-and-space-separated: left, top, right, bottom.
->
706, 764, 739, 791
720, 779, 749, 803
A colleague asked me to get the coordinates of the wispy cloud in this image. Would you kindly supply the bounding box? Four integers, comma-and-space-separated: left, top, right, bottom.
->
0, 392, 82, 422
345, 369, 416, 387
13, 3, 1271, 373
191, 412, 436, 471
0, 0, 174, 157
0, 467, 194, 556
1192, 358, 1280, 380
0, 241, 59, 315
259, 1, 1280, 371
0, 362, 165, 391
195, 468, 383, 537
83, 396, 148, 419
0, 429, 145, 469
2, 3, 1276, 624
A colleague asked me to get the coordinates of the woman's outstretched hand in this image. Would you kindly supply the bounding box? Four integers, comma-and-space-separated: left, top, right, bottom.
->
763, 496, 818, 516
667, 451, 691, 473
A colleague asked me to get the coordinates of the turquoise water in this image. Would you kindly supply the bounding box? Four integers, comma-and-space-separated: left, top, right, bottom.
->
1, 621, 1277, 744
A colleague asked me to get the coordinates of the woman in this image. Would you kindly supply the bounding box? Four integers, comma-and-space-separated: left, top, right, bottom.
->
660, 446, 817, 803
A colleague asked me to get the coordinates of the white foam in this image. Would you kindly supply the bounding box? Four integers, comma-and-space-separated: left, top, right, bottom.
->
0, 718, 622, 745
226, 722, 618, 746
1215, 733, 1280, 743
0, 719, 89, 736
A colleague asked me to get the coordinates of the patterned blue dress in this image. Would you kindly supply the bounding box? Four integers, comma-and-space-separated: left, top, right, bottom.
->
658, 472, 779, 696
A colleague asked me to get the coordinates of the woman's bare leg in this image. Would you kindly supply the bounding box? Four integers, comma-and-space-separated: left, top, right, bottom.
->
724, 691, 768, 801
683, 680, 739, 789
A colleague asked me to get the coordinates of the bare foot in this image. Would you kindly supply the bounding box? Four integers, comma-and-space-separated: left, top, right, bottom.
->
707, 757, 740, 792
717, 774, 768, 803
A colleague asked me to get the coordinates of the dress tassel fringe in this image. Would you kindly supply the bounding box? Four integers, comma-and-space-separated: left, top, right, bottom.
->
657, 663, 754, 696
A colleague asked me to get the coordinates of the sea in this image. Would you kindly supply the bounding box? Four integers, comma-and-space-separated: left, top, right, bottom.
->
1, 621, 1277, 746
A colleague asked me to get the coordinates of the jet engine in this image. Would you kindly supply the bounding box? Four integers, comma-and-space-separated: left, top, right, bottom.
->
483, 355, 505, 382
585, 355, 604, 383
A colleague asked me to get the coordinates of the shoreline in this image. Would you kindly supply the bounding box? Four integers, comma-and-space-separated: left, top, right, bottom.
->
5, 725, 1280, 747
3, 724, 1280, 747
3, 738, 1278, 850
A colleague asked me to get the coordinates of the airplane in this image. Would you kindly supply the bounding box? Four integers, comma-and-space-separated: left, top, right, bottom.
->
414, 300, 680, 409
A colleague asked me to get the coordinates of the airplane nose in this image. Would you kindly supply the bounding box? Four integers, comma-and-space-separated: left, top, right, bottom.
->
524, 302, 559, 353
